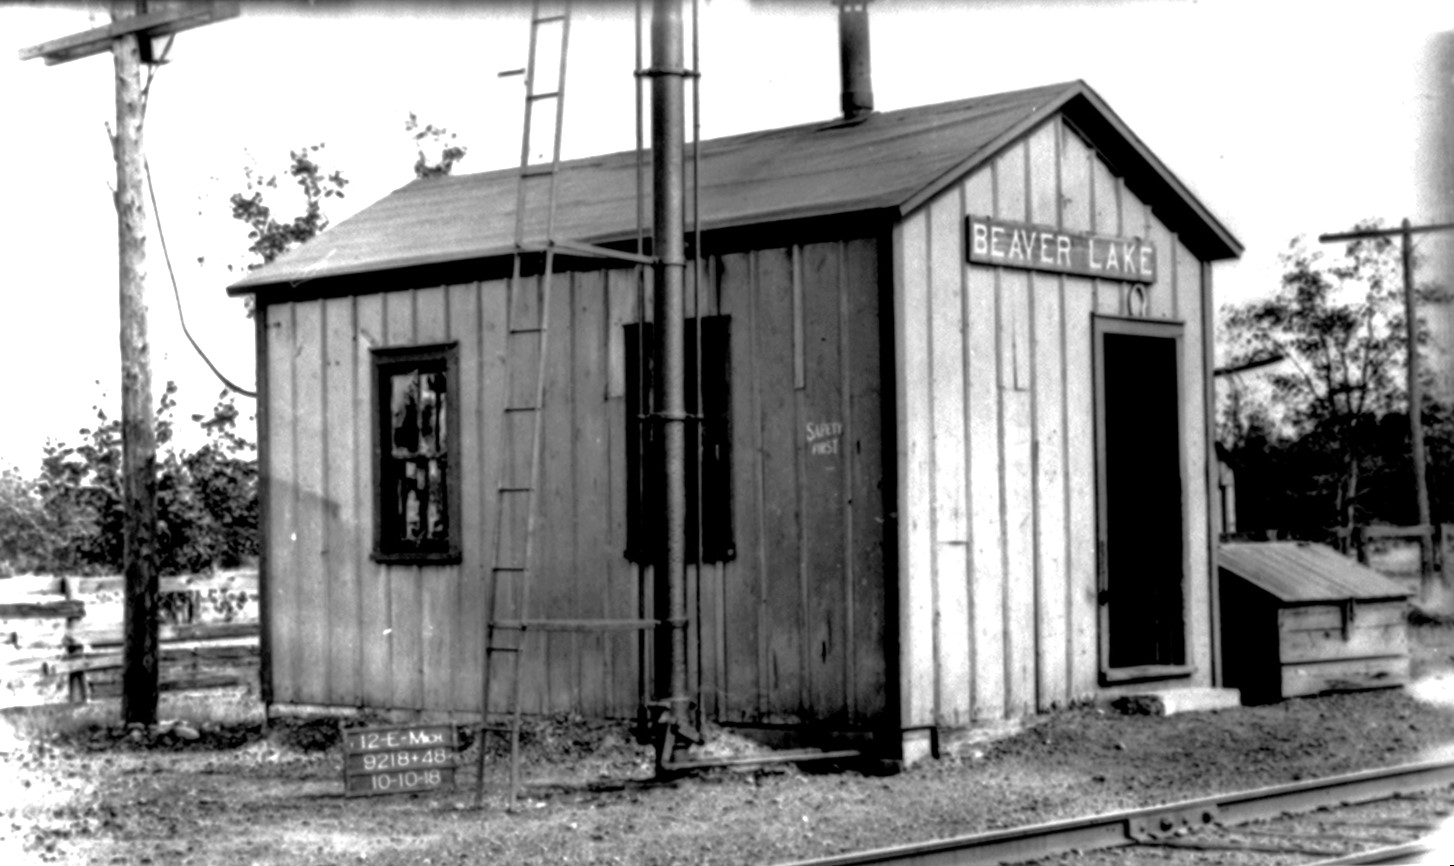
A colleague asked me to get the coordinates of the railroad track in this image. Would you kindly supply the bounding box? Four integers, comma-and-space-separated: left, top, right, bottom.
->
777, 759, 1454, 866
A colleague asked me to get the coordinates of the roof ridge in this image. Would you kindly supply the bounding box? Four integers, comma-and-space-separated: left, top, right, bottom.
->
409, 80, 1087, 190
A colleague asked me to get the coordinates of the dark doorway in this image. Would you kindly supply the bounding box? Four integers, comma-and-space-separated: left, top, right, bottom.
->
1094, 316, 1188, 679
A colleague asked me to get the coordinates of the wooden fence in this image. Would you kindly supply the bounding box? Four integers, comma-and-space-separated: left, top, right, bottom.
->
0, 571, 259, 708
1226, 524, 1454, 572
1348, 524, 1454, 570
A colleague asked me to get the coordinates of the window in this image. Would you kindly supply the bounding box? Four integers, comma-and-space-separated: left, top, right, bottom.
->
624, 316, 734, 563
373, 343, 461, 564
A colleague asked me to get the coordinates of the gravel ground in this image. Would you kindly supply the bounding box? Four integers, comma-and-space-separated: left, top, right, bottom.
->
3, 623, 1454, 865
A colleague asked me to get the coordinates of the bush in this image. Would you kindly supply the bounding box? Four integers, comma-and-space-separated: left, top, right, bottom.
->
14, 384, 257, 577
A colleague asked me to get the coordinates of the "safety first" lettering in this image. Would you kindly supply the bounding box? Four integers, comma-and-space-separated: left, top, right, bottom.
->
965, 216, 1156, 284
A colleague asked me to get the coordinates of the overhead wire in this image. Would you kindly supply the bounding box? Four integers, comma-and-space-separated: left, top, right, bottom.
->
136, 36, 258, 398
138, 34, 174, 118
145, 157, 258, 398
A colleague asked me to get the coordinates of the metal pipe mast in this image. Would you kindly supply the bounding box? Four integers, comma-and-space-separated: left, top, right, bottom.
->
650, 0, 691, 760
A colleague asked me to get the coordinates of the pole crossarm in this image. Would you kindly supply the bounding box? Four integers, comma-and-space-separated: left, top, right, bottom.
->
19, 2, 238, 65
1319, 221, 1454, 244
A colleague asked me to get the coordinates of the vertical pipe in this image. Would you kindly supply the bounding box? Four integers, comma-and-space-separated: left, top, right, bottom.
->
114, 2, 160, 726
651, 0, 690, 759
836, 1, 874, 120
255, 301, 273, 713
1403, 219, 1434, 595
690, 0, 705, 731
633, 0, 651, 741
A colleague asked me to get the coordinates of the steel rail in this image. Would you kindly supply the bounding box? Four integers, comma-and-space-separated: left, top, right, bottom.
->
774, 758, 1454, 866
1306, 841, 1436, 864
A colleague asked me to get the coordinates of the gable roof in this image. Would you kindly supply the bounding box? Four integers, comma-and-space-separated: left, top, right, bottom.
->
229, 80, 1240, 296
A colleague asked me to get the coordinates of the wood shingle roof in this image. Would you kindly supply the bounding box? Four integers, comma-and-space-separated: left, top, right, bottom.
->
229, 80, 1240, 296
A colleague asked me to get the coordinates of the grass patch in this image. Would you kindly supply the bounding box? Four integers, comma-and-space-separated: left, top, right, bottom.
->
0, 687, 264, 744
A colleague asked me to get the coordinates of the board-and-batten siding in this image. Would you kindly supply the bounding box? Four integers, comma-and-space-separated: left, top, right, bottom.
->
262, 237, 889, 729
263, 276, 641, 718
714, 241, 889, 728
895, 116, 1213, 730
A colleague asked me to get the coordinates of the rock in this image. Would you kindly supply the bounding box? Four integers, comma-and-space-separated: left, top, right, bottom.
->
1111, 688, 1241, 717
174, 724, 200, 741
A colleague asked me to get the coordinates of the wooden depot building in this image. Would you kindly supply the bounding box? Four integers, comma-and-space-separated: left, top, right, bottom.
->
228, 80, 1242, 761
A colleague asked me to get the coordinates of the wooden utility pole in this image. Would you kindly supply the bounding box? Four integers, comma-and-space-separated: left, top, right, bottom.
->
21, 2, 238, 724
1320, 219, 1454, 598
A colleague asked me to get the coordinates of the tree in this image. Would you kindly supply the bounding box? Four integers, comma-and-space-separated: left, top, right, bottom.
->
173, 392, 259, 573
228, 143, 349, 270
227, 118, 468, 274
0, 468, 52, 577
26, 384, 258, 578
405, 112, 468, 179
1218, 219, 1446, 537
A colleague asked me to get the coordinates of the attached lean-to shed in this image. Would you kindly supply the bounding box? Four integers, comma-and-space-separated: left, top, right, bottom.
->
229, 77, 1241, 761
1218, 542, 1411, 703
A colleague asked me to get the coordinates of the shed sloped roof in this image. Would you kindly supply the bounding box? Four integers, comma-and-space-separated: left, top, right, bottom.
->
230, 80, 1240, 295
1218, 542, 1411, 603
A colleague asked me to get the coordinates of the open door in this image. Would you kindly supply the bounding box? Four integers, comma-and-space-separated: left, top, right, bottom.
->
1093, 315, 1190, 682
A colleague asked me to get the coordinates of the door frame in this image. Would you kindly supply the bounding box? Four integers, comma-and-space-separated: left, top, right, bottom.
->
1092, 313, 1193, 684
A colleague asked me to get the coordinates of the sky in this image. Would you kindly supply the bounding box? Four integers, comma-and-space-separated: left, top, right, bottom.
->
2, 0, 1452, 473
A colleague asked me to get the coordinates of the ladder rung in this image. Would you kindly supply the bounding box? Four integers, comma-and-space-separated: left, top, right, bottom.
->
503, 405, 540, 413
484, 645, 520, 654
492, 566, 528, 573
492, 618, 661, 632
532, 14, 568, 24
507, 327, 544, 334
546, 239, 657, 266
519, 167, 555, 179
527, 91, 561, 102
498, 485, 534, 493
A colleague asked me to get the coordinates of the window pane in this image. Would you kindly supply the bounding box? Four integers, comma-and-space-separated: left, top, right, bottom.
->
427, 457, 447, 539
419, 374, 438, 457
428, 372, 447, 455
402, 460, 421, 540
376, 349, 456, 559
391, 371, 420, 455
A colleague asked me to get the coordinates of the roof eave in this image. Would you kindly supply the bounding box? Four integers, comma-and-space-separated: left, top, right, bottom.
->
1065, 84, 1242, 261
225, 243, 518, 297
228, 204, 903, 299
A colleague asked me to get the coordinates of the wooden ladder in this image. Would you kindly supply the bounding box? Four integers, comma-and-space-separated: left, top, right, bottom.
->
474, 0, 661, 806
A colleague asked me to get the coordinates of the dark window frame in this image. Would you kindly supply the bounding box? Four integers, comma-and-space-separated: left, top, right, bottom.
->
371, 341, 462, 565
625, 315, 735, 564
